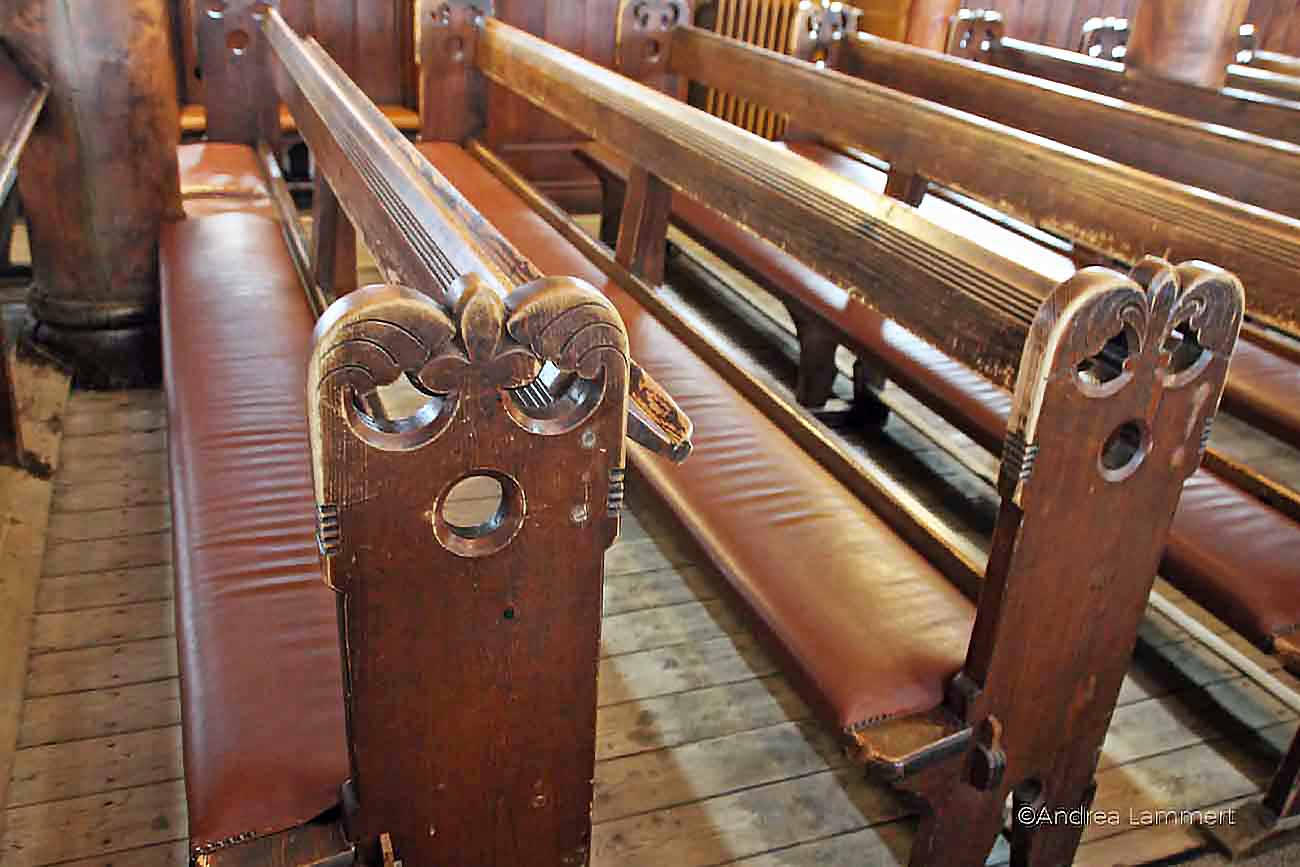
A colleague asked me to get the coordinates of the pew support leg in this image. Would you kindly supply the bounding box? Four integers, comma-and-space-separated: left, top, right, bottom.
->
1199, 715, 1300, 859
788, 307, 839, 408
851, 355, 891, 427
596, 169, 627, 250
906, 780, 1008, 867
1008, 780, 1095, 867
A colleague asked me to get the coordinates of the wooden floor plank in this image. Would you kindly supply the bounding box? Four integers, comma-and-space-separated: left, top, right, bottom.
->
0, 779, 186, 866
7, 726, 182, 808
1100, 680, 1297, 772
594, 720, 846, 824
598, 633, 778, 707
42, 533, 171, 578
51, 478, 169, 514
590, 768, 905, 867
64, 391, 165, 416
50, 840, 189, 867
722, 822, 914, 867
1084, 736, 1283, 844
602, 565, 718, 617
0, 468, 59, 846
17, 680, 180, 749
35, 565, 173, 614
596, 676, 809, 762
29, 601, 174, 656
51, 454, 167, 487
25, 639, 178, 698
600, 600, 745, 658
46, 506, 171, 544
61, 408, 166, 439
605, 536, 696, 577
58, 431, 166, 464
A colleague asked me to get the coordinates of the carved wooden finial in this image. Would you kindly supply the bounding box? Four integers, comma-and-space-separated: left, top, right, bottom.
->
790, 0, 863, 64
946, 8, 1004, 60
999, 258, 1243, 505
307, 276, 630, 866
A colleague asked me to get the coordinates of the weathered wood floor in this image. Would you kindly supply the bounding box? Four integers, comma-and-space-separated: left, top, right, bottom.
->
0, 379, 1296, 866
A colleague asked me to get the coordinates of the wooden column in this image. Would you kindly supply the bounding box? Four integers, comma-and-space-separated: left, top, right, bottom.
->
905, 0, 962, 52
4, 0, 181, 387
1125, 0, 1250, 89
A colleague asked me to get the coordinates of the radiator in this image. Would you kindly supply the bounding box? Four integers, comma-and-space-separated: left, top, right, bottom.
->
701, 0, 805, 139
698, 0, 861, 139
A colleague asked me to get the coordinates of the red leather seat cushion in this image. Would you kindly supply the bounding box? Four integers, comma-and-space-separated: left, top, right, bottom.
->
161, 212, 347, 849
177, 143, 274, 219
419, 142, 975, 733
1220, 337, 1300, 445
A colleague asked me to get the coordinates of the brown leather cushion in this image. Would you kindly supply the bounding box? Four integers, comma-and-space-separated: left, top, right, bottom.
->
161, 212, 347, 850
667, 144, 1300, 651
177, 142, 274, 219
1220, 337, 1300, 445
418, 142, 974, 733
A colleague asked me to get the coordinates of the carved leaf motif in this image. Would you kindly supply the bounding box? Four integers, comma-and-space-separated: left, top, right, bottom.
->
314, 285, 456, 397
506, 276, 630, 380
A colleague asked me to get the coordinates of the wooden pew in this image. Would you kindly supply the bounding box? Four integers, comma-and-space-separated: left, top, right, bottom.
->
945, 8, 1300, 150
164, 4, 689, 865
416, 7, 1243, 865
598, 18, 1300, 472
583, 16, 1300, 858
1081, 17, 1300, 103
176, 0, 420, 136
829, 14, 1300, 225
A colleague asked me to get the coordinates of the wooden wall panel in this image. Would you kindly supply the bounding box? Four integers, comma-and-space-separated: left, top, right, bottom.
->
1246, 0, 1300, 53
483, 0, 622, 210
177, 0, 413, 106
977, 0, 1137, 49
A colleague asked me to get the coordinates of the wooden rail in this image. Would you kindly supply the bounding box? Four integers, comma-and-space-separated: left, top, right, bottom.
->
670, 24, 1300, 338
992, 35, 1300, 149
837, 31, 1300, 224
478, 17, 1053, 390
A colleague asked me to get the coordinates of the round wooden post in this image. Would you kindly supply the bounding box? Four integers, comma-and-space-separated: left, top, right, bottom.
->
904, 0, 962, 52
4, 0, 182, 387
1125, 0, 1250, 89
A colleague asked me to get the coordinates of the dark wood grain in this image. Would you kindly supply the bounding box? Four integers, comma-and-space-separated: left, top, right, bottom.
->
839, 30, 1300, 222
196, 0, 279, 145
614, 165, 672, 286
978, 32, 1300, 151
478, 17, 1054, 390
310, 173, 357, 305
670, 24, 1300, 337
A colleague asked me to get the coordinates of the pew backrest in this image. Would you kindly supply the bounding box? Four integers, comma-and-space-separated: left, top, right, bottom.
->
665, 22, 1300, 339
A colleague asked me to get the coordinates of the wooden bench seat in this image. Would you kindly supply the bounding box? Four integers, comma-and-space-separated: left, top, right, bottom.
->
160, 204, 347, 851
642, 140, 1300, 660
418, 139, 977, 733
